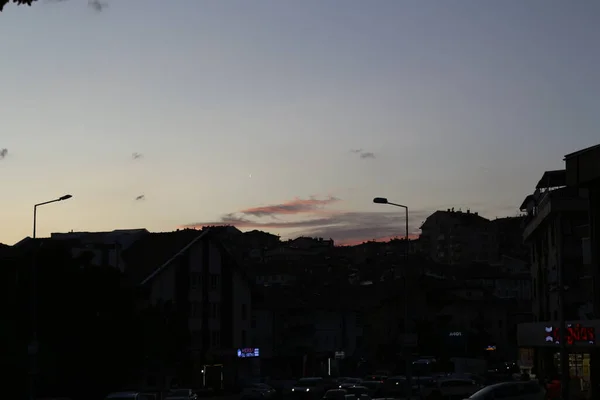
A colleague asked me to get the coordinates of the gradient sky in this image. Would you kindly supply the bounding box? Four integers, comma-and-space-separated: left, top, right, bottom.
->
1, 0, 599, 245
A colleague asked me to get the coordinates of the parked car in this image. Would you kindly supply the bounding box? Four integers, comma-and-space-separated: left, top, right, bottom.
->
241, 383, 277, 400
165, 389, 198, 400
421, 378, 479, 400
464, 381, 545, 400
291, 377, 326, 399
105, 392, 157, 400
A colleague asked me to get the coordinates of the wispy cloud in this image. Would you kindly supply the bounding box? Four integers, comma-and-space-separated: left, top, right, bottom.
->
0, 148, 7, 160
181, 196, 430, 245
88, 0, 107, 12
132, 152, 143, 160
350, 149, 376, 159
240, 196, 339, 217
135, 195, 145, 201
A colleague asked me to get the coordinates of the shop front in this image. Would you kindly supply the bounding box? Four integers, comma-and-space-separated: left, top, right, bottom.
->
517, 320, 599, 399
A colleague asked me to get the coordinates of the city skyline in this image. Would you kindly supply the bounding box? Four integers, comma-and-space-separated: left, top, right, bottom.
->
1, 0, 599, 245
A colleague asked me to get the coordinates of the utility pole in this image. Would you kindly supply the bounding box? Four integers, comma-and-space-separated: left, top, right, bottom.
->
373, 197, 412, 399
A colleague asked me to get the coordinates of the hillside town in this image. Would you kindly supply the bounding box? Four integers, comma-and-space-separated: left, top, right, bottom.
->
2, 143, 598, 400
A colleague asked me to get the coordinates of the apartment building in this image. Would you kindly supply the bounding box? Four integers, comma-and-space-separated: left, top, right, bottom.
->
517, 144, 600, 399
419, 209, 496, 264
564, 144, 600, 317
520, 169, 589, 322
124, 228, 253, 388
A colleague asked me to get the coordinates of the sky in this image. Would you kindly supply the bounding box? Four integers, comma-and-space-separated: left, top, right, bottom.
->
0, 0, 599, 246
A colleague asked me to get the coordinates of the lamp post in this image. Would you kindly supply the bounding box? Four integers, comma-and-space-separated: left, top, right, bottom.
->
372, 197, 412, 398
30, 194, 72, 400
33, 194, 72, 239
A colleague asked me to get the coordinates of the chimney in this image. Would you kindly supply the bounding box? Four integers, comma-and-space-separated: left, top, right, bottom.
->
467, 209, 470, 214
474, 212, 479, 216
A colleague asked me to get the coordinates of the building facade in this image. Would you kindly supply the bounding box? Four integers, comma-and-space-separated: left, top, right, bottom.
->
517, 143, 600, 400
125, 228, 254, 389
419, 209, 496, 264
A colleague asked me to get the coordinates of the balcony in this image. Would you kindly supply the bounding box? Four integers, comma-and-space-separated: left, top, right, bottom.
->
565, 144, 600, 188
522, 188, 588, 241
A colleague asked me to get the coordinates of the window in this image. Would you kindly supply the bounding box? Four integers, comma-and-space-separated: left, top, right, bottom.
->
241, 330, 247, 347
210, 330, 220, 347
241, 304, 247, 320
191, 301, 201, 317
211, 303, 220, 319
210, 274, 220, 290
190, 272, 200, 289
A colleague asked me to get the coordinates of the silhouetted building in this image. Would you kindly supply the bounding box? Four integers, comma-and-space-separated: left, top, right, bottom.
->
123, 228, 254, 389
50, 228, 149, 272
519, 170, 589, 322
517, 145, 600, 398
491, 216, 529, 261
419, 209, 496, 264
564, 144, 600, 319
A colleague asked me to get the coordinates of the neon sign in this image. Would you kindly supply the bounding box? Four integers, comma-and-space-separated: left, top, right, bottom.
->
237, 348, 260, 358
544, 324, 595, 345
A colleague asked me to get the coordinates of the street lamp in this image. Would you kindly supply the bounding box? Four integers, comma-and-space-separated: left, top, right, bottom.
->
372, 197, 409, 248
33, 194, 73, 239
372, 197, 412, 398
30, 194, 73, 400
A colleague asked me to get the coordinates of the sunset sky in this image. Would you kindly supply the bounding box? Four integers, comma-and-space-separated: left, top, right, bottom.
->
1, 0, 599, 245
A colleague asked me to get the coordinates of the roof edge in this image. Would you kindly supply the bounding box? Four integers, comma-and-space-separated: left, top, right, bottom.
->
139, 229, 210, 286
564, 144, 600, 160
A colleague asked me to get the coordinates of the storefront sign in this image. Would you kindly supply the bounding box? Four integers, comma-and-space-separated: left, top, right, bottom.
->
519, 348, 534, 368
237, 348, 260, 358
545, 323, 595, 345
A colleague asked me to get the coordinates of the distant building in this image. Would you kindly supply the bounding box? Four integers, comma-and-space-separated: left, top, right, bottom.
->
419, 209, 496, 264
50, 228, 149, 272
490, 216, 529, 261
252, 287, 363, 377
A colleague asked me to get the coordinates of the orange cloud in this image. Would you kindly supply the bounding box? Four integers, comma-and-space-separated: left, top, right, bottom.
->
239, 196, 340, 217
337, 234, 420, 246
181, 195, 430, 245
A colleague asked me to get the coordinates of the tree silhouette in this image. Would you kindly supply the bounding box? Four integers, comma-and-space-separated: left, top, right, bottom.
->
1, 241, 142, 400
0, 0, 36, 12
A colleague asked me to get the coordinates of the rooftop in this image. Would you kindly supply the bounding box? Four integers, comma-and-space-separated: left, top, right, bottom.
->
564, 143, 600, 160
122, 228, 203, 284
535, 169, 566, 189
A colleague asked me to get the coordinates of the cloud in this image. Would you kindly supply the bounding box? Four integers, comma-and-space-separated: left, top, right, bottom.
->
0, 148, 7, 160
181, 196, 431, 245
132, 152, 143, 160
240, 196, 339, 217
350, 149, 376, 159
88, 0, 107, 11
135, 195, 145, 201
